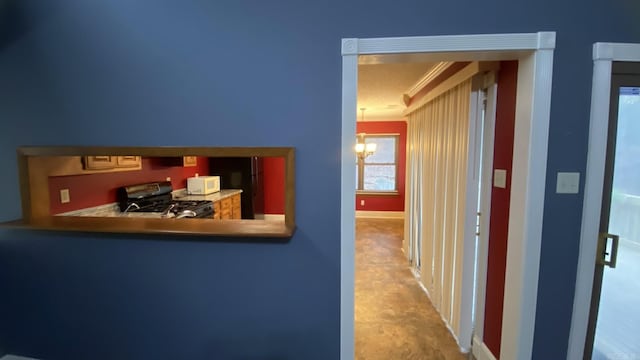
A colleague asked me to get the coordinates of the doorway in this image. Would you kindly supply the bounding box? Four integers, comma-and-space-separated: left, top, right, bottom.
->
353, 62, 498, 358
354, 65, 499, 358
342, 32, 556, 360
569, 44, 640, 360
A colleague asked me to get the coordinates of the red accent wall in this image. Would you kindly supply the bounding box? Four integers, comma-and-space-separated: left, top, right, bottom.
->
483, 60, 518, 359
49, 157, 209, 214
263, 157, 285, 214
355, 120, 406, 212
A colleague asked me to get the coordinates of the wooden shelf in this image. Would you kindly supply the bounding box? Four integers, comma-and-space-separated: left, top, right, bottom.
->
1, 217, 295, 239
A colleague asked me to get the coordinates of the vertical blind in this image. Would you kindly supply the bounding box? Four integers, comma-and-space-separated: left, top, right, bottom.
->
405, 78, 473, 347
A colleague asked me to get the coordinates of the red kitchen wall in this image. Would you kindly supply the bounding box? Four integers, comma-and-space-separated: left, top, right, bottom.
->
483, 60, 518, 358
49, 157, 209, 214
355, 120, 406, 212
263, 157, 285, 214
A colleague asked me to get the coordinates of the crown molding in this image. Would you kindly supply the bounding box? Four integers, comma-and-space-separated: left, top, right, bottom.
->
403, 61, 454, 105
403, 61, 500, 117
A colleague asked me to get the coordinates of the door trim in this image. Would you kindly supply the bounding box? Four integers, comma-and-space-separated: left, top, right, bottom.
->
568, 42, 640, 360
341, 32, 555, 360
474, 83, 498, 342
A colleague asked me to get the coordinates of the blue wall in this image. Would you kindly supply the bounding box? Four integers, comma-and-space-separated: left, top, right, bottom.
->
0, 0, 639, 359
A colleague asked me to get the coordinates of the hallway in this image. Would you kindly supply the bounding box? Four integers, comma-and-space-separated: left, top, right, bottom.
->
355, 218, 466, 360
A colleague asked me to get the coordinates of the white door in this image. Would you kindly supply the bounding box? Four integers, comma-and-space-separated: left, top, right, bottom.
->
472, 82, 497, 346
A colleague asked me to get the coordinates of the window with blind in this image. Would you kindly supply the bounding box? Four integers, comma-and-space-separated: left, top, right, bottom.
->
356, 134, 399, 193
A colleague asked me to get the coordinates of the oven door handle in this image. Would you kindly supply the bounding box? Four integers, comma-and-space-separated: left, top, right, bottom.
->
176, 210, 197, 219
161, 204, 176, 217
124, 203, 140, 212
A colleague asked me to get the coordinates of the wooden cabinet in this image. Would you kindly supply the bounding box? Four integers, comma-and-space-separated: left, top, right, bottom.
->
116, 156, 141, 168
231, 194, 241, 219
83, 156, 141, 171
183, 156, 198, 167
214, 194, 242, 219
212, 201, 221, 219
220, 197, 232, 219
84, 156, 117, 170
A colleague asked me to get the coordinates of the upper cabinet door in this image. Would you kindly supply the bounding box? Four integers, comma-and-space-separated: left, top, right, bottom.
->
84, 156, 117, 170
183, 156, 197, 167
116, 156, 141, 168
83, 155, 141, 170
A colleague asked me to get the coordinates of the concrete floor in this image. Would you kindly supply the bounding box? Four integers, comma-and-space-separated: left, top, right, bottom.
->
355, 218, 467, 360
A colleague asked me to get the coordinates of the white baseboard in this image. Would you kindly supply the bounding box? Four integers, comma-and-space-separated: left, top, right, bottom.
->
355, 210, 404, 219
255, 214, 285, 221
472, 336, 497, 360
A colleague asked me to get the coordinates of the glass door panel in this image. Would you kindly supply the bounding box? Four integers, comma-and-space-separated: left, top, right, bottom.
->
592, 86, 640, 359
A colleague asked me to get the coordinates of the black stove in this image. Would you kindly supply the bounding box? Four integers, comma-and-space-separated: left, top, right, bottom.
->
117, 181, 214, 219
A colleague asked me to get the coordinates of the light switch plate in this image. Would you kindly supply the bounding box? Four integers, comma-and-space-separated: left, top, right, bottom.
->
60, 189, 70, 204
494, 169, 507, 188
557, 172, 580, 194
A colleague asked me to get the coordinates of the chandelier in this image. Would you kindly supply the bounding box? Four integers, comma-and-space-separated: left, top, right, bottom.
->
355, 108, 377, 160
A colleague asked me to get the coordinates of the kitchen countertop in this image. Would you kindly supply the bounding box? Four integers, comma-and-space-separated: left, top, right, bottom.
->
57, 189, 242, 218
172, 189, 242, 202
57, 203, 150, 218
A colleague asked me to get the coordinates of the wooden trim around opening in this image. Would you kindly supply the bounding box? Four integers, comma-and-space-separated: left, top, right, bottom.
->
5, 146, 296, 239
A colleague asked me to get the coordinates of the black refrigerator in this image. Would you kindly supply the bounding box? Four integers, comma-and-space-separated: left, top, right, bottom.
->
209, 157, 264, 219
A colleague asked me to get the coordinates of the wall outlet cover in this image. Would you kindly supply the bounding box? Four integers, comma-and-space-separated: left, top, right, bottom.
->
60, 189, 70, 203
494, 169, 507, 188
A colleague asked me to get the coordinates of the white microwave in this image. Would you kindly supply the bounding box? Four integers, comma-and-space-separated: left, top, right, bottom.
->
187, 176, 220, 195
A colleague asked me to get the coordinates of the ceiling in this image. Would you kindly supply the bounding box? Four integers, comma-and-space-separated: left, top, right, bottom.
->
357, 62, 433, 121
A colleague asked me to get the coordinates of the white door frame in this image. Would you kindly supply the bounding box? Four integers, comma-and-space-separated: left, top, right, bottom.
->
473, 82, 498, 347
567, 42, 640, 360
341, 32, 556, 360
